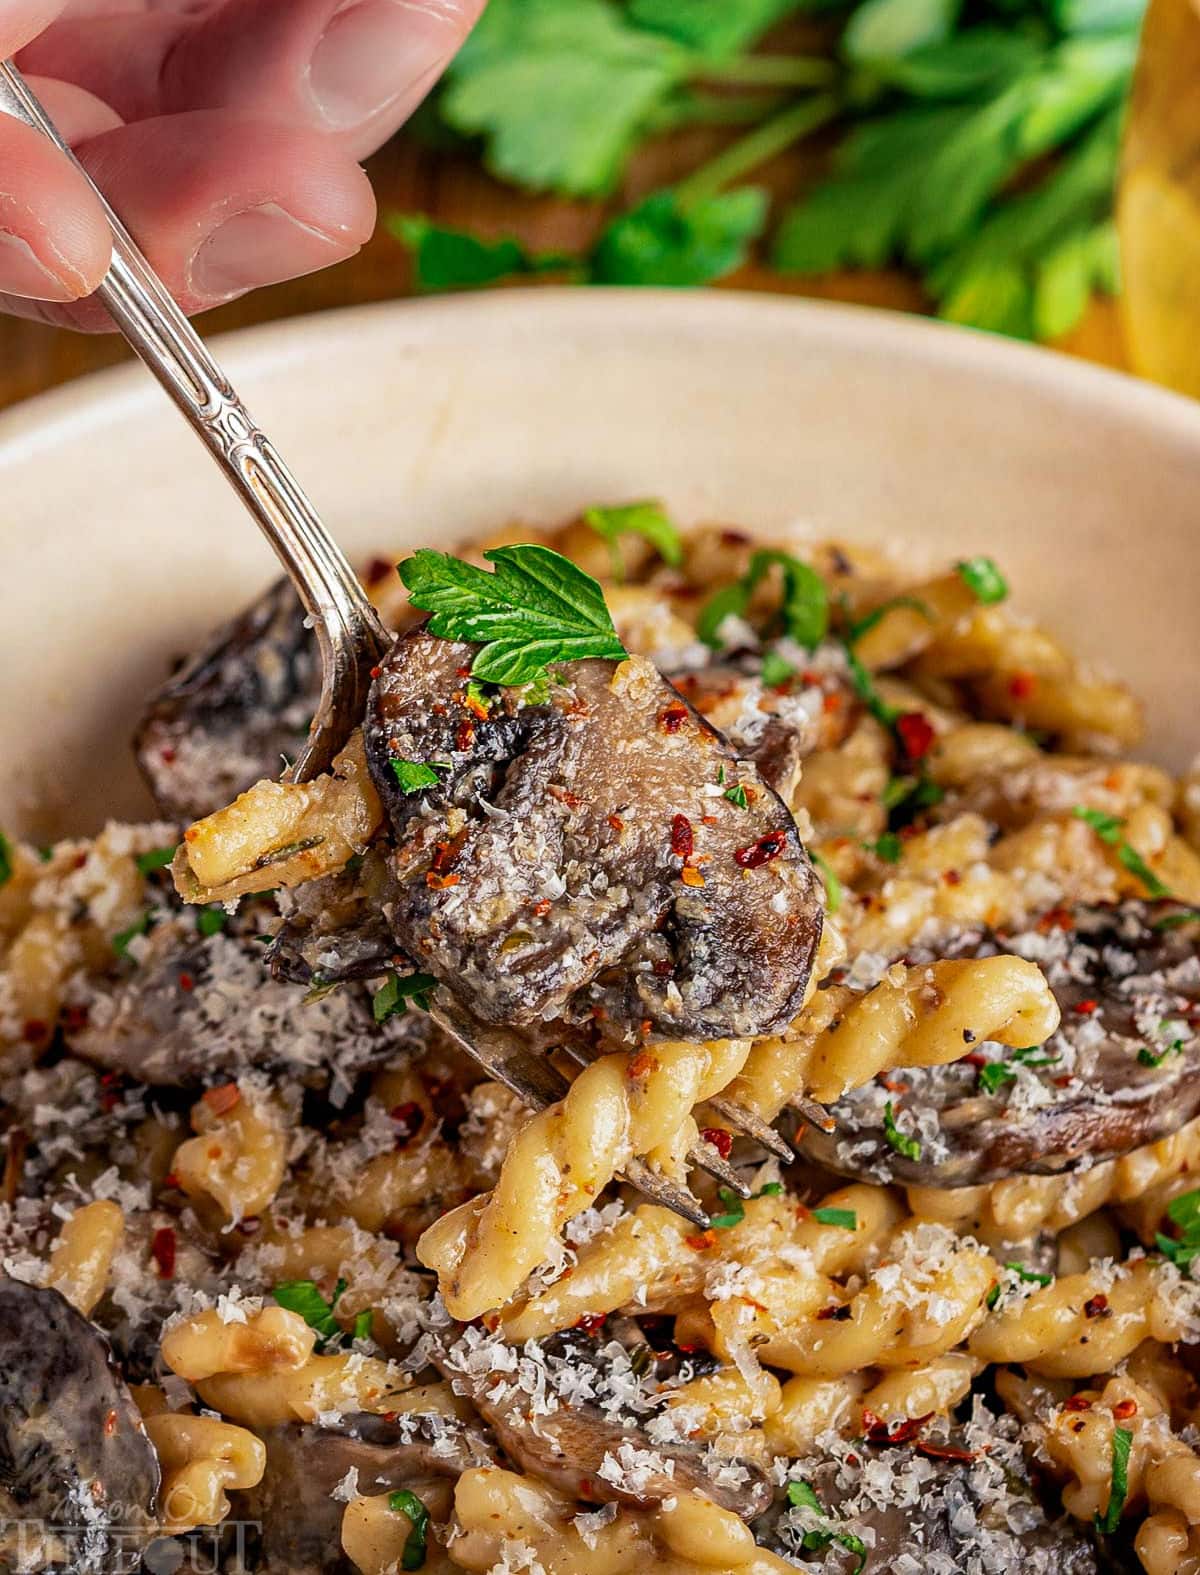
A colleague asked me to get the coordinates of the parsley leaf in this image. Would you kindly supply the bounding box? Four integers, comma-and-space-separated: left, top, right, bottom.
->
441, 0, 690, 198
787, 1479, 823, 1513
1094, 1425, 1132, 1534
388, 1488, 432, 1569
883, 1100, 922, 1160
956, 556, 1008, 604
390, 213, 574, 292
724, 783, 751, 809
629, 0, 804, 57
810, 851, 843, 915
1072, 805, 1173, 898
867, 832, 903, 863
274, 1278, 347, 1349
399, 544, 627, 684
1155, 1188, 1200, 1271
583, 499, 684, 577
373, 971, 437, 1024
197, 906, 228, 938
590, 186, 769, 285
1153, 907, 1200, 930
755, 1181, 784, 1196
135, 845, 176, 876
811, 1206, 858, 1229
113, 910, 153, 960
760, 648, 796, 687
843, 0, 963, 69
391, 760, 450, 793
1138, 1038, 1184, 1069
711, 1186, 747, 1229
786, 1479, 869, 1573
1005, 1260, 1052, 1286
0, 829, 12, 890
698, 549, 829, 649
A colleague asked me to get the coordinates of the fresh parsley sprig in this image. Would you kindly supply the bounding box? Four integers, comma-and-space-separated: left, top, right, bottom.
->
698, 548, 829, 650
883, 1100, 922, 1160
1072, 805, 1172, 898
583, 499, 684, 578
1155, 1188, 1200, 1272
1094, 1425, 1132, 1534
373, 970, 437, 1023
273, 1278, 372, 1352
0, 829, 12, 891
399, 544, 627, 684
388, 1489, 432, 1570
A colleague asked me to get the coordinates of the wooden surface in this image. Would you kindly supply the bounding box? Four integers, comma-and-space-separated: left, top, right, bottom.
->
0, 123, 1130, 413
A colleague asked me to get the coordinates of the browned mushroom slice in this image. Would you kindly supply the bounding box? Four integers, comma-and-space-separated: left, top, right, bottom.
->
801, 903, 1200, 1187
761, 1423, 1099, 1573
240, 1414, 488, 1575
437, 1329, 771, 1518
364, 629, 822, 1040
134, 577, 319, 822
266, 859, 401, 986
68, 924, 410, 1088
0, 1276, 160, 1572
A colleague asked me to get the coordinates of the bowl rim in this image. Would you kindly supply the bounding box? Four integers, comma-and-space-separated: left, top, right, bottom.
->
2, 288, 1199, 466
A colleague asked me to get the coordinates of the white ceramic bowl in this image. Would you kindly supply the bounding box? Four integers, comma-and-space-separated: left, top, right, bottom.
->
2, 289, 1197, 839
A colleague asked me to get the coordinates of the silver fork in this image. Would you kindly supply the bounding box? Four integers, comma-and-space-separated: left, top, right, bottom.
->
0, 59, 802, 1226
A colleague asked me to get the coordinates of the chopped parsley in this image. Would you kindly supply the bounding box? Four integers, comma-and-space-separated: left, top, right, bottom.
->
0, 829, 11, 889
391, 759, 450, 793
273, 1277, 347, 1349
388, 1489, 431, 1570
846, 594, 933, 645
760, 648, 796, 688
987, 1260, 1053, 1308
711, 1186, 747, 1229
135, 845, 177, 875
811, 1207, 857, 1230
786, 1479, 868, 1573
353, 1308, 374, 1342
1072, 805, 1172, 898
1093, 1425, 1132, 1535
978, 1044, 1060, 1093
373, 970, 437, 1024
956, 556, 1009, 604
755, 1181, 784, 1196
882, 773, 945, 825
844, 641, 900, 729
1155, 1188, 1200, 1271
197, 906, 228, 938
882, 1101, 922, 1160
724, 783, 750, 809
698, 549, 828, 651
112, 909, 153, 959
583, 499, 683, 579
866, 832, 902, 863
1153, 906, 1200, 930
1139, 1024, 1186, 1068
398, 544, 626, 684
810, 850, 842, 915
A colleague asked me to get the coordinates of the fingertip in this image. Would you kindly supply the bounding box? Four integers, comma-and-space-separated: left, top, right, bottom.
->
0, 121, 111, 301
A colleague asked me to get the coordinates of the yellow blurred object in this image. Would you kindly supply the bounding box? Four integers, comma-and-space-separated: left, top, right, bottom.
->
1119, 0, 1200, 393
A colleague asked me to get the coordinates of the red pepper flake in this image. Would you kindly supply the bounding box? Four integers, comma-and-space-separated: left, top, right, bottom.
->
880, 1078, 909, 1094
942, 869, 962, 887
238, 1217, 261, 1237
701, 1126, 734, 1159
720, 529, 750, 546
178, 972, 195, 993
681, 867, 706, 888
653, 959, 674, 976
390, 1101, 425, 1148
962, 1053, 987, 1068
685, 1230, 717, 1251
547, 784, 582, 809
99, 1071, 124, 1113
628, 1051, 656, 1079
160, 746, 176, 764
162, 1172, 180, 1191
1063, 1395, 1093, 1413
364, 556, 393, 585
369, 665, 382, 680
607, 814, 624, 833
734, 829, 788, 869
151, 1227, 176, 1279
671, 815, 694, 861
203, 1083, 241, 1116
1075, 999, 1098, 1015
1084, 1293, 1110, 1319
533, 899, 552, 917
822, 692, 842, 714
21, 1020, 48, 1044
1008, 670, 1038, 700
1111, 1398, 1138, 1420
427, 871, 461, 890
1036, 907, 1074, 933
816, 1303, 852, 1321
862, 1409, 934, 1445
431, 835, 465, 875
1053, 1075, 1073, 1088
659, 703, 689, 734
574, 1313, 607, 1335
62, 1003, 89, 1033
456, 666, 472, 679
675, 1341, 700, 1354
896, 711, 935, 761
462, 691, 489, 722
916, 1440, 986, 1463
456, 720, 476, 752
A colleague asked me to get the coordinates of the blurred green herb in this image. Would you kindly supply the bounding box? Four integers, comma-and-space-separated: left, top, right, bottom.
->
391, 0, 1142, 339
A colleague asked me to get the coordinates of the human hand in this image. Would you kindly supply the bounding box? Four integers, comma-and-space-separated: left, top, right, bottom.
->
0, 0, 484, 329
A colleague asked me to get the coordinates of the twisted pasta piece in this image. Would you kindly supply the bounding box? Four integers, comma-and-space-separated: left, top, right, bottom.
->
908, 1113, 1200, 1246
142, 1413, 266, 1534
764, 1353, 983, 1454
45, 1200, 124, 1317
416, 1037, 750, 1321
447, 1467, 795, 1575
730, 953, 1059, 1117
970, 1258, 1200, 1378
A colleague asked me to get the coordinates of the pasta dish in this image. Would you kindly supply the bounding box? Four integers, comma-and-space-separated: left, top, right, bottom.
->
2, 507, 1199, 1575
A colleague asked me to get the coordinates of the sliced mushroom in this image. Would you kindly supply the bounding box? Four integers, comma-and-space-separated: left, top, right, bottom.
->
0, 1276, 159, 1572
759, 1430, 1099, 1573
240, 1413, 487, 1575
801, 903, 1200, 1187
134, 578, 319, 822
364, 630, 823, 1041
68, 923, 412, 1087
266, 858, 401, 987
438, 1330, 771, 1518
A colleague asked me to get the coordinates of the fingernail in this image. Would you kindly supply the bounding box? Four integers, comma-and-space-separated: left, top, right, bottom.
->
311, 0, 447, 130
0, 231, 81, 301
190, 204, 354, 299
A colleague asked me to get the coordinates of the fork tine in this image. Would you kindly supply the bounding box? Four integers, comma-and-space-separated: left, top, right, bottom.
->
704, 1094, 796, 1163
431, 998, 711, 1227
789, 1092, 838, 1135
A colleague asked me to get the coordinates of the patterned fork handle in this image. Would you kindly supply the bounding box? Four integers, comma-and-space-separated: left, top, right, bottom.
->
0, 58, 388, 782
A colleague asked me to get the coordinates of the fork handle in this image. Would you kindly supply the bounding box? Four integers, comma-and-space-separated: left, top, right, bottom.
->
0, 58, 388, 779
